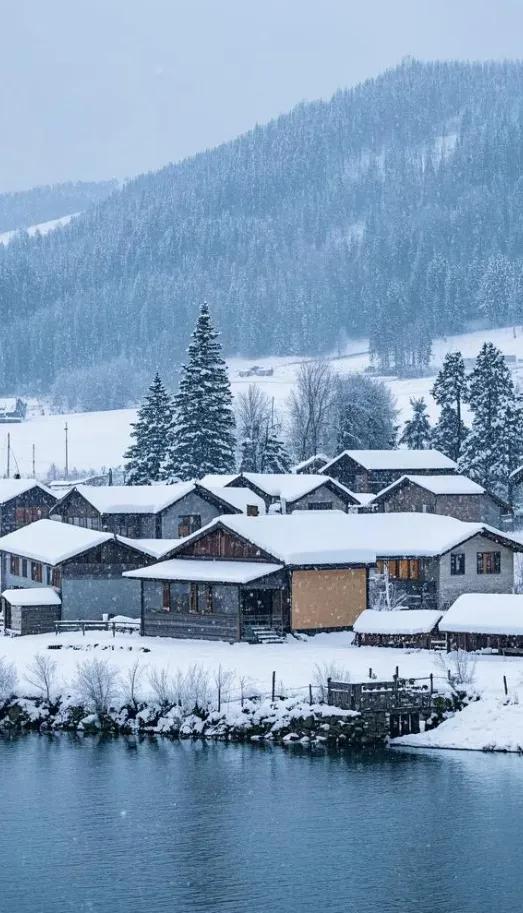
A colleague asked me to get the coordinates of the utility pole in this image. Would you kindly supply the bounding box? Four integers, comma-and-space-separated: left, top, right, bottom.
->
32, 444, 36, 478
64, 422, 69, 481
6, 432, 10, 478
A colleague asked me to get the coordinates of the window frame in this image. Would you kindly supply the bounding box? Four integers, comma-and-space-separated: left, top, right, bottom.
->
476, 551, 501, 575
178, 514, 202, 538
450, 553, 465, 576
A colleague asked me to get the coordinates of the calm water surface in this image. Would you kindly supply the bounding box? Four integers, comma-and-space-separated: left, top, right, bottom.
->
0, 735, 522, 913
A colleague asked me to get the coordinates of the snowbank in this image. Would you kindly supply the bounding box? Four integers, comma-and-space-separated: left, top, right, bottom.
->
393, 698, 523, 753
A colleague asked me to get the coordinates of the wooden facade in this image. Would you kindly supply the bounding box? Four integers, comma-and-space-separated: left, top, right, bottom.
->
373, 477, 509, 526
323, 453, 456, 494
0, 485, 56, 536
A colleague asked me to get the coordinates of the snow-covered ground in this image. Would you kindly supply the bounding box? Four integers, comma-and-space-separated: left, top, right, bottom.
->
0, 213, 79, 246
1, 629, 523, 750
4, 324, 523, 477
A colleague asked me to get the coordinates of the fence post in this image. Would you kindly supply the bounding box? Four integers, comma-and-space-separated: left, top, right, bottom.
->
218, 683, 221, 713
309, 684, 313, 706
429, 673, 433, 695
112, 623, 116, 638
503, 675, 508, 696
327, 677, 332, 705
368, 667, 373, 679
82, 623, 85, 636
271, 670, 276, 702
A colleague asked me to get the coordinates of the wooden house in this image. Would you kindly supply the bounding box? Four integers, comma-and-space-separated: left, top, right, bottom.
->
0, 479, 57, 536
0, 398, 27, 423
371, 474, 511, 526
439, 593, 523, 653
2, 588, 61, 635
49, 481, 257, 539
201, 472, 360, 513
292, 454, 329, 474
0, 519, 175, 625
320, 449, 457, 494
353, 609, 443, 649
124, 512, 376, 642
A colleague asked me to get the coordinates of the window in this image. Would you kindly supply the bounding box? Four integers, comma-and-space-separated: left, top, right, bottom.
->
51, 567, 61, 588
45, 566, 52, 585
10, 555, 20, 576
15, 506, 42, 527
307, 501, 333, 511
178, 515, 201, 538
451, 553, 465, 576
31, 561, 43, 583
190, 583, 213, 614
162, 583, 171, 611
477, 552, 501, 575
376, 558, 420, 580
21, 559, 28, 578
246, 504, 259, 517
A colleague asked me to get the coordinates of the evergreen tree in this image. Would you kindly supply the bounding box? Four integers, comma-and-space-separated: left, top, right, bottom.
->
431, 352, 468, 460
239, 437, 257, 472
124, 372, 173, 484
165, 302, 236, 480
458, 343, 523, 497
400, 397, 432, 449
260, 426, 292, 473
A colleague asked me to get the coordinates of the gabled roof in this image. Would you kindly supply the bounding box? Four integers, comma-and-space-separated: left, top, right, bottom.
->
53, 481, 240, 516
440, 594, 523, 636
0, 479, 55, 505
124, 559, 283, 584
199, 484, 266, 515
354, 609, 443, 635
116, 537, 184, 559
200, 474, 239, 488
168, 512, 376, 566
2, 587, 61, 607
292, 454, 329, 473
321, 449, 457, 473
374, 473, 486, 501
237, 472, 359, 505
0, 519, 114, 565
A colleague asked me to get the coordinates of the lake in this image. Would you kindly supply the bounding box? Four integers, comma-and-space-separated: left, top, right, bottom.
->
0, 735, 522, 913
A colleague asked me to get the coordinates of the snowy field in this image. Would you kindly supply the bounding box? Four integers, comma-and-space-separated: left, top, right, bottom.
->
4, 324, 523, 477
1, 629, 523, 751
0, 213, 79, 246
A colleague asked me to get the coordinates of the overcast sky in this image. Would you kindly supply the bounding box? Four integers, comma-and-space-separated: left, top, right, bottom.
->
1, 0, 522, 192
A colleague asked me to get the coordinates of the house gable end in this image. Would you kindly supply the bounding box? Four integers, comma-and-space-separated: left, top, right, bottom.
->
173, 524, 278, 562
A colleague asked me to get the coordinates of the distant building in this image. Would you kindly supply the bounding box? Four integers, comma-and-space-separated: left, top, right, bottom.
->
201, 472, 360, 513
0, 479, 57, 536
320, 449, 457, 494
371, 474, 511, 526
292, 454, 329, 475
0, 398, 27, 423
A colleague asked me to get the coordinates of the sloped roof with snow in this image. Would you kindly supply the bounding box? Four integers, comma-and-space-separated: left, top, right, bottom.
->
0, 519, 114, 565
169, 511, 523, 566
239, 472, 358, 503
200, 474, 240, 488
2, 587, 61, 607
440, 594, 523, 636
353, 609, 443, 635
374, 474, 486, 500
124, 558, 283, 584
200, 485, 266, 515
292, 454, 329, 473
116, 537, 184, 559
59, 482, 235, 515
321, 449, 457, 473
0, 479, 55, 505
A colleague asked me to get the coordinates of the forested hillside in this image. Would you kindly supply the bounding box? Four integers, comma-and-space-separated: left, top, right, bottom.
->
1, 59, 523, 396
0, 179, 117, 233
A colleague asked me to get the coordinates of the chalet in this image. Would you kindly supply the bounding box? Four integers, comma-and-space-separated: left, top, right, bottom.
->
353, 513, 523, 611
439, 593, 523, 653
0, 519, 175, 624
201, 472, 360, 513
292, 454, 329, 475
124, 512, 376, 642
353, 609, 443, 649
320, 449, 457, 494
0, 398, 27, 423
48, 482, 256, 538
0, 479, 57, 536
371, 474, 510, 526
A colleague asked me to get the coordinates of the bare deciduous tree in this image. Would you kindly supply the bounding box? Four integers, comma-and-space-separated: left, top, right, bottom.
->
122, 659, 146, 707
74, 658, 120, 714
287, 360, 336, 460
213, 665, 235, 711
437, 649, 477, 688
0, 657, 17, 702
313, 662, 351, 702
25, 653, 58, 703
148, 667, 174, 706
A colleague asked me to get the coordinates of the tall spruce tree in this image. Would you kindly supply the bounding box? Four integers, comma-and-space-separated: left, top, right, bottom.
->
124, 372, 173, 484
165, 302, 236, 480
400, 398, 432, 449
458, 342, 523, 497
260, 425, 292, 472
431, 351, 468, 461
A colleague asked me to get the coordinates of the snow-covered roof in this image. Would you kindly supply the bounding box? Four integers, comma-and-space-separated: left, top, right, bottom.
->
0, 399, 18, 413
124, 558, 283, 584
440, 594, 523, 635
116, 537, 184, 559
174, 512, 523, 565
321, 449, 457, 473
238, 472, 357, 504
172, 512, 377, 566
0, 479, 55, 505
292, 454, 329, 473
375, 474, 486, 500
353, 609, 443, 635
0, 519, 114, 565
200, 485, 266, 515
353, 492, 376, 507
62, 482, 214, 515
2, 587, 61, 606
200, 474, 239, 488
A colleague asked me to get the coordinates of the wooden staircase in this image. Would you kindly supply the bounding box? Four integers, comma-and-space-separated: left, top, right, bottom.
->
248, 625, 285, 645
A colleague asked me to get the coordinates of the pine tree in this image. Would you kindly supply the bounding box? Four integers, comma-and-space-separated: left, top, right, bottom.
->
431, 351, 468, 460
458, 343, 523, 497
400, 397, 432, 449
165, 302, 236, 480
260, 425, 292, 473
124, 372, 174, 484
239, 437, 257, 472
